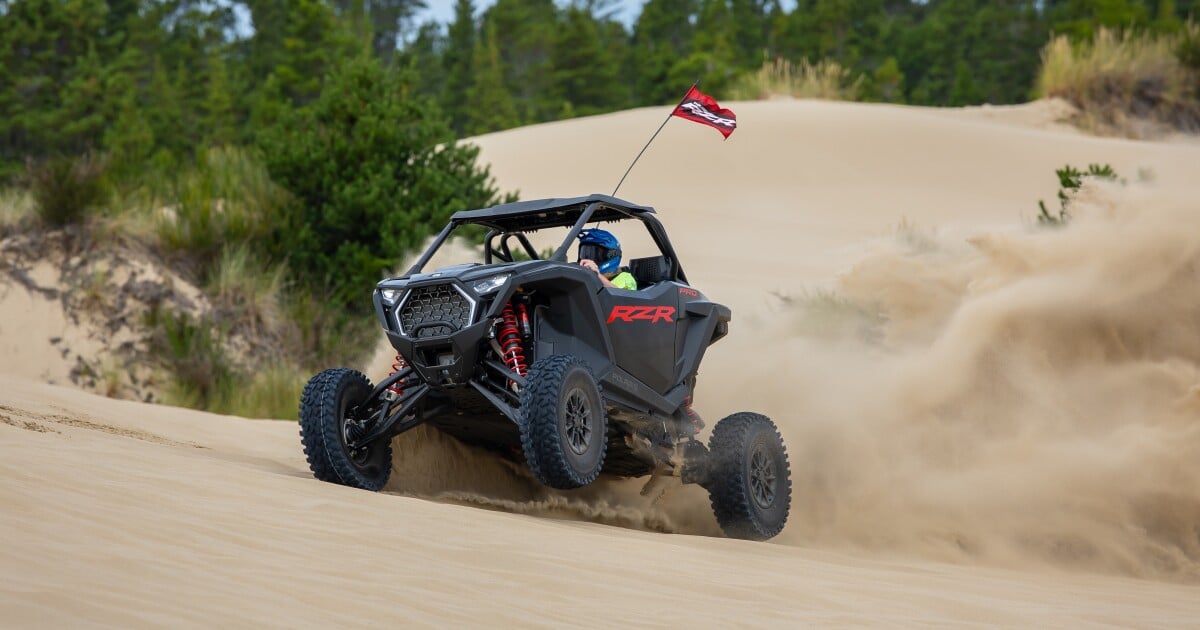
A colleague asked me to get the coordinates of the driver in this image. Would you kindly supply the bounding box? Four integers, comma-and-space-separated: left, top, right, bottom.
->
578, 228, 637, 290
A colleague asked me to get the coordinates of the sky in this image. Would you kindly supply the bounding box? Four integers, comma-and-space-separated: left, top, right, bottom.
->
417, 1, 800, 30
418, 1, 650, 28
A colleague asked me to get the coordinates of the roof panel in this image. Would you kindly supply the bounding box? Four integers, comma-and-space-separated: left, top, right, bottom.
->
450, 194, 655, 231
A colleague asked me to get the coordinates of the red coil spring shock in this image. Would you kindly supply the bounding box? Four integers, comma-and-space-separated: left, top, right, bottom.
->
517, 302, 530, 336
498, 302, 528, 377
387, 354, 407, 397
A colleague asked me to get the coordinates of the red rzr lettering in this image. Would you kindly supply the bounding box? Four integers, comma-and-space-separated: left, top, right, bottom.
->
607, 306, 676, 324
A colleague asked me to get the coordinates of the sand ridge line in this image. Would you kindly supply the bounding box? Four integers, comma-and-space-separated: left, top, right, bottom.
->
0, 403, 206, 449
0, 410, 59, 433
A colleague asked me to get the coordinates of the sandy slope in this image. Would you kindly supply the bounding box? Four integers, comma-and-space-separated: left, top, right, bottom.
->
4, 100, 1200, 626
3, 376, 1199, 627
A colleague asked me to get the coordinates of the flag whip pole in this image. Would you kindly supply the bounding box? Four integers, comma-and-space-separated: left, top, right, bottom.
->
611, 81, 698, 198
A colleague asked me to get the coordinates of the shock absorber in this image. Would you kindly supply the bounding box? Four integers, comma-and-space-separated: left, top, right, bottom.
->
387, 354, 407, 397
517, 302, 531, 337
498, 302, 528, 377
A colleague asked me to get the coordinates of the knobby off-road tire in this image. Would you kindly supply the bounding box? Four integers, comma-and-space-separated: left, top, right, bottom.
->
298, 368, 392, 491
707, 412, 792, 541
519, 355, 608, 489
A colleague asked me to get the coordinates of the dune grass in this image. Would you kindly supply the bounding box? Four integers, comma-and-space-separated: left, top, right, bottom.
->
1037, 27, 1200, 135
152, 146, 287, 271
729, 57, 863, 101
207, 244, 288, 339
201, 363, 309, 420
0, 188, 35, 235
6, 147, 364, 422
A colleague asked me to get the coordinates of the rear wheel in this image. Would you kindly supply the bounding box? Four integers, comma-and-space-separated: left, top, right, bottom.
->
706, 412, 791, 540
519, 355, 608, 489
298, 368, 392, 491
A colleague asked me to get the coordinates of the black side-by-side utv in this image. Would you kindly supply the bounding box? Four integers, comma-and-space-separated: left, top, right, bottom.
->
299, 194, 791, 540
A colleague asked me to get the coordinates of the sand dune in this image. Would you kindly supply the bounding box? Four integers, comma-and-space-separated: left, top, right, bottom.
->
4, 100, 1200, 625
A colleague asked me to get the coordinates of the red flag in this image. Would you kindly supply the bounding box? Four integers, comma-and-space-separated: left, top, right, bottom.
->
672, 86, 737, 139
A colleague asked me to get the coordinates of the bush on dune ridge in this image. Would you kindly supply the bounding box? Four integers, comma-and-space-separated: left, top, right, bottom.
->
2, 144, 378, 420
1037, 26, 1200, 136
729, 58, 863, 102
25, 153, 110, 227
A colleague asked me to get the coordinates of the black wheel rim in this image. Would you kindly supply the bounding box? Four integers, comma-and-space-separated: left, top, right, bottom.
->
563, 387, 592, 455
749, 445, 777, 509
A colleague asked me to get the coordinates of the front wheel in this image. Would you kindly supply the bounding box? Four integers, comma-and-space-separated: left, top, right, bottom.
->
519, 355, 608, 489
298, 368, 392, 491
706, 412, 791, 540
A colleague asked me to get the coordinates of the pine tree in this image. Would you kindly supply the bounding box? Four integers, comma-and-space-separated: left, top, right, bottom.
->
465, 22, 520, 135
0, 0, 108, 174
273, 0, 354, 106
147, 55, 186, 159
441, 0, 478, 134
404, 21, 446, 101
871, 56, 905, 102
630, 0, 699, 105
258, 56, 507, 310
483, 0, 560, 122
671, 0, 739, 96
56, 45, 108, 155
329, 0, 427, 61
550, 5, 630, 116
730, 0, 770, 67
203, 48, 237, 146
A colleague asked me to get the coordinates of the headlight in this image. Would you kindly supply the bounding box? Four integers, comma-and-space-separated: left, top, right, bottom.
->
379, 288, 403, 304
471, 274, 510, 295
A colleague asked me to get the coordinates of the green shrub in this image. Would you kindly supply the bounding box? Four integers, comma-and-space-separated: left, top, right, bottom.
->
1037, 163, 1120, 226
258, 56, 510, 311
25, 153, 109, 226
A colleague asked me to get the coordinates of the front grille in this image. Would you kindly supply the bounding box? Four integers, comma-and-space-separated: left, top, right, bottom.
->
397, 284, 473, 338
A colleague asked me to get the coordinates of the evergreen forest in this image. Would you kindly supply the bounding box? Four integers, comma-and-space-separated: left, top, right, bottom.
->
3, 0, 1199, 180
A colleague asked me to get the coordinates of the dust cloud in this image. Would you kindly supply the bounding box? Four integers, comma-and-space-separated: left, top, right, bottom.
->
371, 184, 1200, 580
727, 181, 1200, 580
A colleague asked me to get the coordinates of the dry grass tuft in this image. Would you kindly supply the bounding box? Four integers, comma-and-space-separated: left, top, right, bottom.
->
0, 188, 35, 235
208, 245, 287, 339
729, 57, 863, 101
1037, 27, 1200, 136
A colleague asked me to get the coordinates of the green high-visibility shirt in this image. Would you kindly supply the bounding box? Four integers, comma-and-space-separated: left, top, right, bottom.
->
611, 271, 637, 290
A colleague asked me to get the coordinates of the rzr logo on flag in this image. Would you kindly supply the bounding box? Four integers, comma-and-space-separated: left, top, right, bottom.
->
672, 86, 737, 139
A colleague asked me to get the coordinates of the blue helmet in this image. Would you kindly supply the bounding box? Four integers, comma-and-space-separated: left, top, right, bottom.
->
578, 228, 622, 275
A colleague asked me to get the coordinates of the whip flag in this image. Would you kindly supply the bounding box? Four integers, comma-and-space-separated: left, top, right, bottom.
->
612, 81, 737, 196
672, 86, 737, 139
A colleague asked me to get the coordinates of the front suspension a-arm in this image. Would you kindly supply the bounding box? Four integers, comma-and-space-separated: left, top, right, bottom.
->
348, 383, 430, 448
